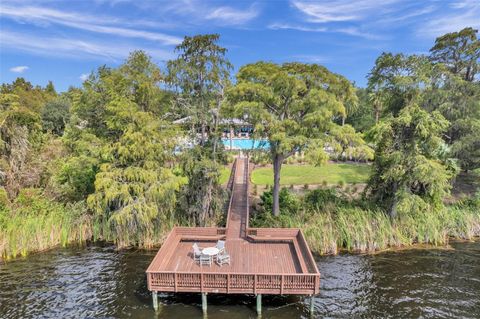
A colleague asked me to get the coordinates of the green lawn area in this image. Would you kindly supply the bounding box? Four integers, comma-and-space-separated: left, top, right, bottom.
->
219, 166, 232, 184
251, 163, 371, 185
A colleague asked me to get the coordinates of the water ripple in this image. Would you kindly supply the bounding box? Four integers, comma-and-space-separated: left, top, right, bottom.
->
1, 242, 480, 318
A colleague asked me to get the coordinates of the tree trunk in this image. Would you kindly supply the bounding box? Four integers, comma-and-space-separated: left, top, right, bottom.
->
272, 154, 283, 217
200, 122, 206, 145
212, 110, 219, 161
200, 178, 214, 226
341, 116, 345, 126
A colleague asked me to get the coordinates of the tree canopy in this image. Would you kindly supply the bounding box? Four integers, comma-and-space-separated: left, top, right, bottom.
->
64, 51, 183, 246
430, 27, 480, 82
366, 104, 454, 218
228, 61, 359, 216
167, 34, 231, 226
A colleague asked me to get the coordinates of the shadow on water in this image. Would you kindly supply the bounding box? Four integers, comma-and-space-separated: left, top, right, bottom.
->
1, 241, 480, 318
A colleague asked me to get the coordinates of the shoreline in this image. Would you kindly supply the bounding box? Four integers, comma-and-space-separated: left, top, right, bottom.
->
3, 235, 478, 263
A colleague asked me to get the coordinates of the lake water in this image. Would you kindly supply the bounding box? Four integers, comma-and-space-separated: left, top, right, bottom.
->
1, 241, 479, 318
222, 139, 270, 150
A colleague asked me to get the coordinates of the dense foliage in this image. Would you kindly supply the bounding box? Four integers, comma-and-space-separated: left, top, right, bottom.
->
168, 34, 231, 226
0, 28, 479, 259
227, 62, 364, 215
365, 104, 454, 218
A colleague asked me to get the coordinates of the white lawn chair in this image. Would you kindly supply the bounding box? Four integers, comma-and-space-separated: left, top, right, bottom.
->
192, 243, 202, 262
216, 240, 225, 254
216, 251, 230, 267
199, 254, 212, 267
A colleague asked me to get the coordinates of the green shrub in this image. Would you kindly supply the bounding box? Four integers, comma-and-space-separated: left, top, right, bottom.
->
304, 188, 347, 211
55, 155, 98, 201
259, 187, 300, 216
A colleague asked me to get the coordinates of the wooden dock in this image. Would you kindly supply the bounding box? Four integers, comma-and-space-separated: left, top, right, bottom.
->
146, 156, 320, 312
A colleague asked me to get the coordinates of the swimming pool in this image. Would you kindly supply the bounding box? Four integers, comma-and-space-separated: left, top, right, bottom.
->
222, 139, 269, 150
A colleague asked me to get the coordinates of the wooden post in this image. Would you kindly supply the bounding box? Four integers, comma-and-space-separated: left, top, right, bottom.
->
202, 293, 207, 315
309, 295, 315, 316
256, 294, 262, 316
227, 274, 230, 293
152, 291, 158, 311
174, 273, 177, 292
280, 275, 284, 295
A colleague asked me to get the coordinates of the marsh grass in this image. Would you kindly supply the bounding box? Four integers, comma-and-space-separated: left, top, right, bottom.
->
251, 188, 480, 255
0, 190, 92, 260
0, 186, 194, 259
91, 214, 180, 250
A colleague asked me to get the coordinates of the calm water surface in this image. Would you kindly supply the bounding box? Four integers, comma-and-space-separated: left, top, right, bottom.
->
1, 241, 479, 318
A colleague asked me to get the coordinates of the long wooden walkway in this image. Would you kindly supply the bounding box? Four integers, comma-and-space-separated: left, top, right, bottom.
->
227, 156, 248, 239
146, 156, 320, 295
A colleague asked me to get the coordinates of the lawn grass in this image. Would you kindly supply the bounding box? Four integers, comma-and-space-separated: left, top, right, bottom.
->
251, 163, 371, 185
219, 166, 232, 185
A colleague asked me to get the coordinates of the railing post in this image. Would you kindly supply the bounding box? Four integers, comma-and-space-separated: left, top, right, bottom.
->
281, 275, 284, 295
254, 274, 257, 294
227, 273, 230, 293
174, 273, 177, 292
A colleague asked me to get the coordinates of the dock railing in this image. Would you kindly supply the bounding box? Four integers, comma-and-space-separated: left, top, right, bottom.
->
245, 155, 250, 230
148, 271, 319, 294
146, 155, 320, 295
147, 226, 320, 295
225, 158, 237, 230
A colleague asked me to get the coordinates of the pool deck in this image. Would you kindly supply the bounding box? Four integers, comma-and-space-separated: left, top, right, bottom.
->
146, 157, 320, 295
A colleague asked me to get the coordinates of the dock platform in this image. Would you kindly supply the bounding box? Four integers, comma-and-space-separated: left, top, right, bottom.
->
146, 157, 320, 297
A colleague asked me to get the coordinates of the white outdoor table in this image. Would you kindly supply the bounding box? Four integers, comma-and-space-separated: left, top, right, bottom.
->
202, 247, 219, 256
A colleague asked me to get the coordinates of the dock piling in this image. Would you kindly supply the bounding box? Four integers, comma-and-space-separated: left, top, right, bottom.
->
202, 293, 208, 315
256, 294, 262, 316
309, 295, 315, 315
152, 291, 158, 311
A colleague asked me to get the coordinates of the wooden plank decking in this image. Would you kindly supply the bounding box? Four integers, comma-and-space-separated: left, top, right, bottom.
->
146, 156, 320, 295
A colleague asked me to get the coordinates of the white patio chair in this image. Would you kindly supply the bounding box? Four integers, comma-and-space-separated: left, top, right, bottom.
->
192, 243, 202, 262
199, 254, 212, 267
216, 240, 225, 254
216, 251, 230, 267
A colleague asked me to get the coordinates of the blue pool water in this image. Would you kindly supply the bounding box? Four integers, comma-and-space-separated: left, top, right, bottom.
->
222, 138, 269, 150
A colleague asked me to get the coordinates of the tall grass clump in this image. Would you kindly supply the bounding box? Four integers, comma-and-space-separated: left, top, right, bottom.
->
252, 187, 480, 255
0, 188, 92, 260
